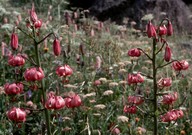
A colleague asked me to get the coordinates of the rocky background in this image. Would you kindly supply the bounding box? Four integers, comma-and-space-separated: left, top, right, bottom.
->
69, 0, 192, 33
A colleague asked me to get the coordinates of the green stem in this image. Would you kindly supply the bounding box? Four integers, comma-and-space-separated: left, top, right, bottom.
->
156, 41, 166, 55
34, 37, 52, 135
17, 27, 35, 40
58, 3, 61, 20
152, 38, 158, 135
138, 48, 152, 60
88, 39, 91, 68
156, 60, 178, 69
18, 22, 53, 135
37, 32, 53, 44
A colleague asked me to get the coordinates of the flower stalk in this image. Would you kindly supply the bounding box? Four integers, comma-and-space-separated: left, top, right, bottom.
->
152, 38, 158, 135
33, 34, 52, 135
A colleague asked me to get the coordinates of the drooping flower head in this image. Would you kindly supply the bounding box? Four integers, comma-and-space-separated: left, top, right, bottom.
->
158, 25, 167, 36
45, 92, 65, 110
123, 105, 137, 114
56, 64, 73, 77
64, 94, 82, 108
128, 48, 141, 57
157, 78, 172, 88
128, 96, 144, 105
8, 54, 25, 66
162, 92, 178, 105
24, 67, 45, 81
128, 73, 144, 85
4, 82, 23, 95
7, 107, 26, 122
172, 60, 189, 71
161, 109, 184, 122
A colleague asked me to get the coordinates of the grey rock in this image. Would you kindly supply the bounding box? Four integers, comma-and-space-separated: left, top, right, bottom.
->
89, 0, 192, 33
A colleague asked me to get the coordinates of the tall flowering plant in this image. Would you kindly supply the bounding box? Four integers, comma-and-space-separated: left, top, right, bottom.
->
126, 18, 189, 134
2, 4, 82, 135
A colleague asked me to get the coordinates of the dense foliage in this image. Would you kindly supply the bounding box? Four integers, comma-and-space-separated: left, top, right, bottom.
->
0, 1, 192, 135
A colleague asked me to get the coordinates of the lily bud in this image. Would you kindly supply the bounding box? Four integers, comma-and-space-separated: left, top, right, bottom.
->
30, 4, 38, 23
167, 21, 173, 36
164, 44, 171, 62
10, 32, 19, 50
146, 21, 157, 38
53, 38, 61, 56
